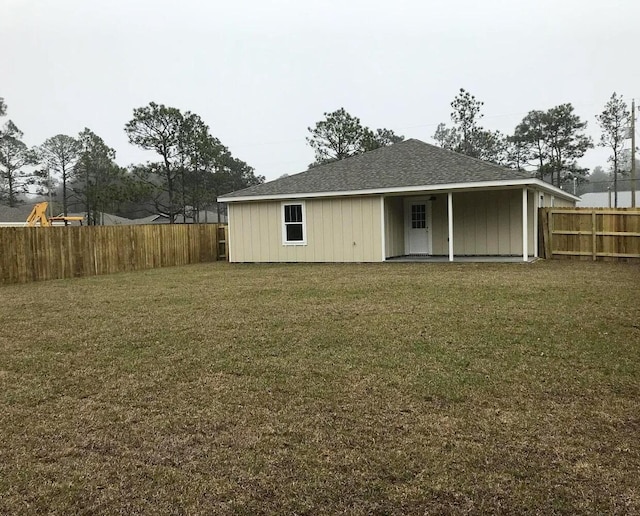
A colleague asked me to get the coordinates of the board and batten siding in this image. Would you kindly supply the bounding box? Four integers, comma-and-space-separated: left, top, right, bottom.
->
430, 189, 538, 256
553, 197, 575, 208
228, 196, 383, 262
384, 196, 404, 258
539, 192, 573, 208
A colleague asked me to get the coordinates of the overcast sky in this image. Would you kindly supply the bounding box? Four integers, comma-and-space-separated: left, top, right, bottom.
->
2, 0, 639, 181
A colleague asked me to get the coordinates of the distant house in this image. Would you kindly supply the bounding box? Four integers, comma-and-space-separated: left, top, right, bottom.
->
67, 212, 132, 226
218, 139, 578, 263
134, 210, 227, 224
0, 205, 34, 227
578, 191, 638, 208
0, 205, 227, 227
129, 214, 163, 225
70, 210, 227, 225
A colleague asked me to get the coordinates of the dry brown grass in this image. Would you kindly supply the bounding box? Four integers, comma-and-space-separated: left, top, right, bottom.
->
1, 261, 639, 514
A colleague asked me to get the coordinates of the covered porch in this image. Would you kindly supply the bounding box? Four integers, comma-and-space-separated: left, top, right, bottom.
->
382, 187, 551, 262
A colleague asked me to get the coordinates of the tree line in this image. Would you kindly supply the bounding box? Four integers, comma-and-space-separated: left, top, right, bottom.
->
433, 89, 633, 193
307, 90, 635, 205
0, 99, 264, 223
1, 90, 636, 218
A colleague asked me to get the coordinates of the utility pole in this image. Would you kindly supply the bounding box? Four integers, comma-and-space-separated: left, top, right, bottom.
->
632, 98, 636, 208
47, 167, 53, 219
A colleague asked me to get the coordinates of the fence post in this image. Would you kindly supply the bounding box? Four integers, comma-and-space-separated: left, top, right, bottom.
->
591, 211, 597, 261
224, 225, 229, 261
539, 208, 546, 259
542, 209, 552, 259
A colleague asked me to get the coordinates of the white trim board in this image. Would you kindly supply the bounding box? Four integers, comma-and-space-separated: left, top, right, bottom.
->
522, 187, 528, 262
219, 178, 578, 204
447, 192, 454, 262
380, 196, 386, 262
227, 204, 233, 262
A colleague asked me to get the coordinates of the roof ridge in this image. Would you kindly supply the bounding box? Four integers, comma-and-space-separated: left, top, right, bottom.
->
411, 139, 532, 179
308, 137, 417, 168
306, 138, 530, 179
222, 139, 417, 197
219, 137, 557, 201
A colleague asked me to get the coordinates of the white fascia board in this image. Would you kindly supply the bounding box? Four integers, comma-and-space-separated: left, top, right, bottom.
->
218, 178, 580, 203
527, 179, 580, 201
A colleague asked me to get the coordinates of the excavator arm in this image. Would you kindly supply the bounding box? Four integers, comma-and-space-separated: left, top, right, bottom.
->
26, 202, 51, 227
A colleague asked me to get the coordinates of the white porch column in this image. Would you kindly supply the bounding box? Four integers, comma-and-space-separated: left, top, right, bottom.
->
533, 192, 539, 258
522, 188, 528, 262
447, 192, 454, 262
380, 196, 386, 261
227, 203, 233, 262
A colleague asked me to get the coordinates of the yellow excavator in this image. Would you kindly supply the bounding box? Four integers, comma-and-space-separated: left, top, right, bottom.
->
26, 202, 84, 226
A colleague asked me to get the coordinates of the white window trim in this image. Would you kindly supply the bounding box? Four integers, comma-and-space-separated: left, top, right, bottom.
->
281, 201, 307, 246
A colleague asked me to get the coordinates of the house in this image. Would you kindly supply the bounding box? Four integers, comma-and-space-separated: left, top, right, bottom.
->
129, 214, 164, 225
67, 212, 132, 225
0, 205, 35, 227
578, 191, 638, 208
218, 139, 578, 262
138, 210, 227, 224
63, 210, 228, 225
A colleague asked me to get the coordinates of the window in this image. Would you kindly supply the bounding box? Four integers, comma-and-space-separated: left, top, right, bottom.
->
282, 202, 306, 245
411, 204, 426, 229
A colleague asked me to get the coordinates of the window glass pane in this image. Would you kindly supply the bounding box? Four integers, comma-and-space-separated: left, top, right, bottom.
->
286, 223, 303, 241
284, 204, 302, 223
411, 204, 426, 229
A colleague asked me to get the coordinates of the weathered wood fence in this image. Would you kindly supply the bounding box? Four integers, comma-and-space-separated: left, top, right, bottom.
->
539, 208, 640, 261
0, 224, 228, 285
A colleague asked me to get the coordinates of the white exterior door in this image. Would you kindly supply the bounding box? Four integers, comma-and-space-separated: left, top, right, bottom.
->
405, 199, 432, 255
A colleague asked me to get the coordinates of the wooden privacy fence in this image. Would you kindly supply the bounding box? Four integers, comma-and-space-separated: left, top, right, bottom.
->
539, 208, 640, 261
0, 224, 228, 285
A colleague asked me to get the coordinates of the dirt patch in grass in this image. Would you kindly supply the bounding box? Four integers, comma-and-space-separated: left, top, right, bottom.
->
1, 261, 639, 514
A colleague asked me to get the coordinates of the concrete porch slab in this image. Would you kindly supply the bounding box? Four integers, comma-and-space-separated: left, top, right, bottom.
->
385, 255, 538, 263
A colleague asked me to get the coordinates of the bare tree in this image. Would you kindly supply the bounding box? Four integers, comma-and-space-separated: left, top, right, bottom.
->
0, 121, 36, 206
38, 134, 82, 215
596, 93, 630, 207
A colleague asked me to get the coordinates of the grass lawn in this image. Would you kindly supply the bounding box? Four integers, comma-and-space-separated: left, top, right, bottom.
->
1, 261, 639, 514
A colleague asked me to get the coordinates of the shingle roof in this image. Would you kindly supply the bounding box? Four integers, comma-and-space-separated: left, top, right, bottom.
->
67, 212, 133, 225
220, 139, 533, 200
0, 204, 36, 222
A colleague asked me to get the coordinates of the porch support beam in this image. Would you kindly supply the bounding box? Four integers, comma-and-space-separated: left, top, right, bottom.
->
447, 192, 454, 262
522, 187, 528, 262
